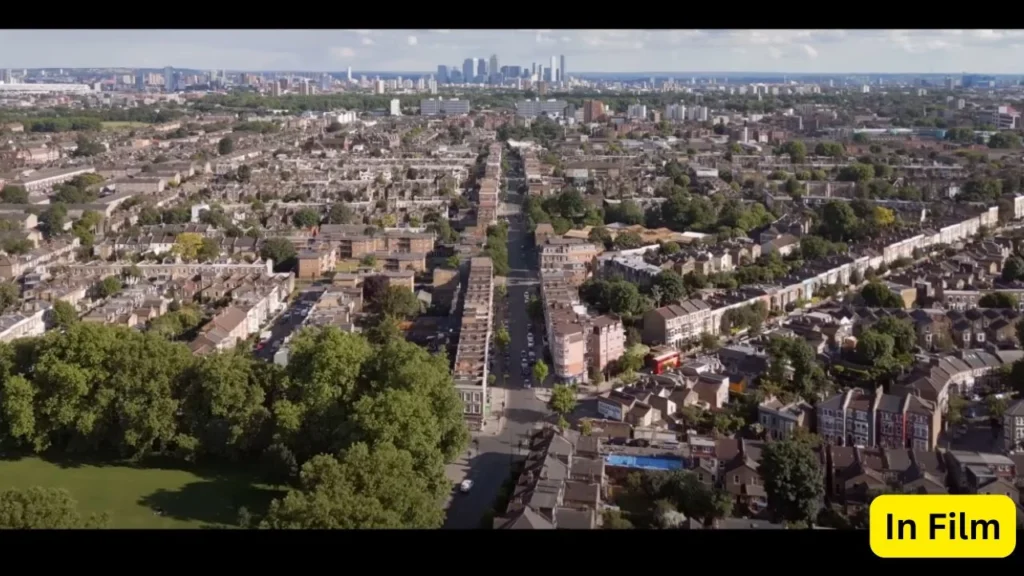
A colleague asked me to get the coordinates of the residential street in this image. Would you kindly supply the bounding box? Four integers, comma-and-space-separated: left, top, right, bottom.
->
254, 287, 323, 362
443, 155, 552, 529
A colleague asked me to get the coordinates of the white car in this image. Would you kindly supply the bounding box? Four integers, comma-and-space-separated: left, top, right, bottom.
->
460, 479, 474, 493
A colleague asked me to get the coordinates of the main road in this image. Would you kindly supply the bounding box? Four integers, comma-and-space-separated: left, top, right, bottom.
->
443, 154, 551, 529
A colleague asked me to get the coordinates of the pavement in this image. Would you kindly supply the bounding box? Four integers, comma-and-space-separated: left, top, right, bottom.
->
443, 156, 553, 529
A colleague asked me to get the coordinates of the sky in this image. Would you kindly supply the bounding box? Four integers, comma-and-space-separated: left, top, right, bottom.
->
3, 29, 1024, 75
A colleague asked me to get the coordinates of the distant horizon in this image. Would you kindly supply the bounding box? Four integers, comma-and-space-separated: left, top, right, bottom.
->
23, 67, 1021, 79
8, 30, 1024, 74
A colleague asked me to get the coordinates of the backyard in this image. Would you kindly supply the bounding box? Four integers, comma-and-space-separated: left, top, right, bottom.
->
0, 456, 281, 528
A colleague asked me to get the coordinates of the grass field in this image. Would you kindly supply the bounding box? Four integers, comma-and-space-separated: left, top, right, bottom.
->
0, 456, 283, 529
101, 121, 149, 131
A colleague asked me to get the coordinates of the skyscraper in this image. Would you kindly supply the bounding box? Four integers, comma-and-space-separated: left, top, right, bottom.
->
346, 66, 353, 82
1, 69, 12, 84
437, 65, 449, 84
477, 58, 488, 80
462, 58, 475, 83
489, 54, 499, 83
163, 66, 173, 92
550, 56, 557, 82
560, 55, 566, 82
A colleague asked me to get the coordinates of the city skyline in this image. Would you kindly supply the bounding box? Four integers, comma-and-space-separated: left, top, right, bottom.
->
3, 30, 1024, 74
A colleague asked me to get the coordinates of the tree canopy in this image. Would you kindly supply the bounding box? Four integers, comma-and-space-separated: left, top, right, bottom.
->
761, 439, 825, 526
0, 323, 469, 529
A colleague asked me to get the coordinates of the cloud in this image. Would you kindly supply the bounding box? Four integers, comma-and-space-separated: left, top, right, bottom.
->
801, 44, 819, 58
407, 35, 418, 46
360, 37, 374, 46
329, 47, 356, 59
429, 29, 451, 34
560, 36, 572, 43
768, 47, 783, 59
347, 29, 371, 35
535, 32, 556, 45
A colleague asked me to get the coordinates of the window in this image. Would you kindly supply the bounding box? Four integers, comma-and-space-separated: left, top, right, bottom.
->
733, 475, 740, 484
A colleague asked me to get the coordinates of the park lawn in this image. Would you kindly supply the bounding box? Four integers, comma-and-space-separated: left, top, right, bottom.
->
0, 456, 282, 529
101, 121, 149, 130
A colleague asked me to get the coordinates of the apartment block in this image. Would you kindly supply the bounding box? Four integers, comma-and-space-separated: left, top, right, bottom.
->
296, 246, 338, 279
453, 257, 494, 430
540, 271, 587, 383
539, 237, 602, 287
588, 314, 625, 374
318, 225, 435, 258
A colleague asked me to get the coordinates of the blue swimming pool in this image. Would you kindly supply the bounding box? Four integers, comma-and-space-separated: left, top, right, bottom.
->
605, 454, 684, 471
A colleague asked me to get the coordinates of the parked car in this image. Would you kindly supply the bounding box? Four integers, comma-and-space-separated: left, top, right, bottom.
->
460, 479, 474, 493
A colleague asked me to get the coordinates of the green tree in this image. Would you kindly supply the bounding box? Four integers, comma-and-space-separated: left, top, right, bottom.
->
0, 487, 109, 528
652, 270, 686, 306
602, 509, 634, 529
177, 351, 271, 461
781, 140, 807, 163
218, 137, 235, 155
548, 384, 577, 416
327, 203, 355, 224
855, 330, 894, 365
428, 219, 456, 244
197, 237, 221, 262
947, 394, 967, 428
260, 237, 298, 272
613, 230, 645, 250
620, 344, 647, 374
292, 208, 321, 229
51, 300, 79, 329
371, 286, 421, 320
72, 135, 105, 157
820, 201, 859, 242
0, 185, 28, 204
260, 443, 445, 529
580, 419, 593, 436
760, 439, 825, 525
0, 323, 194, 458
0, 281, 19, 313
40, 203, 68, 237
494, 327, 511, 351
171, 232, 205, 262
282, 325, 468, 465
699, 332, 719, 351
532, 360, 549, 384
1003, 257, 1024, 282
97, 276, 123, 298
978, 292, 1018, 309
986, 394, 1008, 420
527, 297, 544, 321
860, 281, 904, 308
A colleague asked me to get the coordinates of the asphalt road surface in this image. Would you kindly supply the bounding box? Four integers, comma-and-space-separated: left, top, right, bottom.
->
443, 156, 552, 529
254, 288, 323, 362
